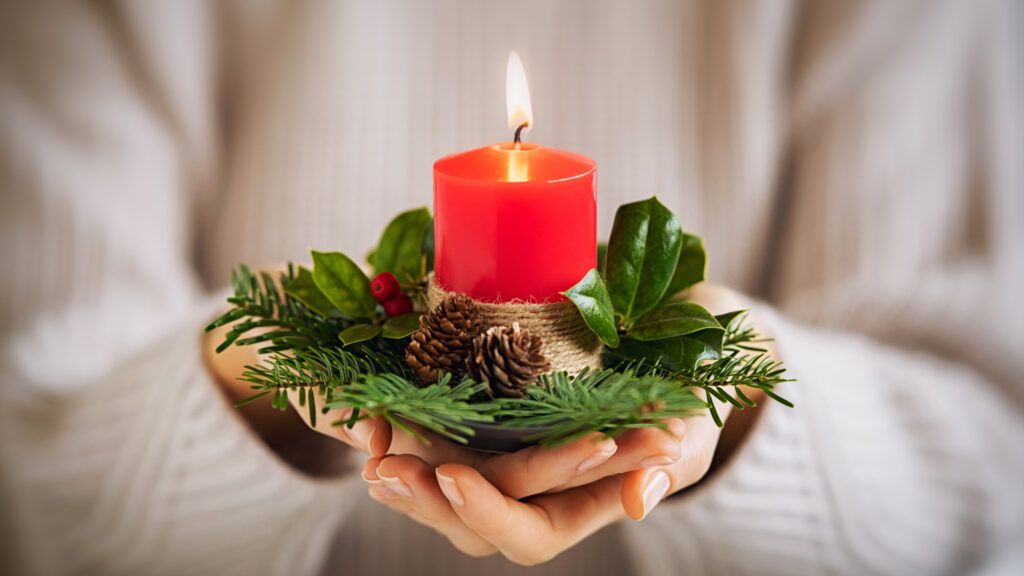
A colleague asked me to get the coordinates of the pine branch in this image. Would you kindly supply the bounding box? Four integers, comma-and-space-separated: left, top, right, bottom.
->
721, 313, 776, 355
604, 313, 794, 427
496, 369, 707, 446
327, 374, 495, 445
240, 345, 407, 390
695, 314, 793, 424
234, 343, 409, 425
683, 350, 793, 426
207, 264, 795, 447
203, 264, 346, 353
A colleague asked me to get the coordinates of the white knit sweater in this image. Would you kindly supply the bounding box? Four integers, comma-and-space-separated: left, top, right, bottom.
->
2, 1, 1022, 575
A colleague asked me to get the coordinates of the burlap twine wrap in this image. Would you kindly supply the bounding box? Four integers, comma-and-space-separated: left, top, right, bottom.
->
427, 278, 603, 375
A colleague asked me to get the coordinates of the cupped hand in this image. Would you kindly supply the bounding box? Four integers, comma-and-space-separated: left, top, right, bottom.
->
359, 283, 771, 565
287, 388, 393, 456
361, 408, 731, 565
205, 304, 394, 456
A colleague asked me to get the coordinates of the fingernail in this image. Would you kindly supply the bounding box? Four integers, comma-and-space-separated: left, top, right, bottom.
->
378, 474, 412, 498
361, 469, 380, 484
348, 423, 373, 451
435, 471, 464, 507
640, 471, 671, 519
639, 454, 679, 468
666, 419, 687, 440
577, 440, 618, 473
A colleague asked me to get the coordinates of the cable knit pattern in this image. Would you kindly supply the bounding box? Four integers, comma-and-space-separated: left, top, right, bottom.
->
1, 1, 1022, 575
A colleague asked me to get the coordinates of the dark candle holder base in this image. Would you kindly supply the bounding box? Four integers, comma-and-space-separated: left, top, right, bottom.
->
462, 421, 556, 453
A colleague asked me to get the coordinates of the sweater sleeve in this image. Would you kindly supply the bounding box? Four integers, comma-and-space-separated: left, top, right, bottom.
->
620, 307, 1024, 576
0, 0, 214, 393
1, 306, 363, 576
0, 4, 360, 575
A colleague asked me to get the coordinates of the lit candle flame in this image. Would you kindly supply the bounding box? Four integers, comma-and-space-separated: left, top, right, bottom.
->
506, 51, 533, 137
505, 51, 532, 182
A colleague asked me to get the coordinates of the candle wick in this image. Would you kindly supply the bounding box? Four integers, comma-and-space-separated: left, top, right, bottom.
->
513, 122, 528, 148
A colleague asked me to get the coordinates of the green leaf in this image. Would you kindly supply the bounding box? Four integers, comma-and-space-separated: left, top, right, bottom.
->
338, 323, 381, 346
628, 301, 723, 341
604, 197, 683, 322
372, 207, 433, 283
677, 330, 726, 369
284, 267, 338, 317
608, 331, 723, 373
661, 232, 706, 302
714, 310, 747, 330
382, 313, 421, 339
311, 251, 377, 319
597, 242, 608, 275
561, 269, 620, 347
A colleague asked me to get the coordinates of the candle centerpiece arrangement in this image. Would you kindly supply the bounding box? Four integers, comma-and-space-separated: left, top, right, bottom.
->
207, 53, 793, 452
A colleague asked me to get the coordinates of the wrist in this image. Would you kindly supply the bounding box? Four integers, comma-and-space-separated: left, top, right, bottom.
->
201, 325, 305, 444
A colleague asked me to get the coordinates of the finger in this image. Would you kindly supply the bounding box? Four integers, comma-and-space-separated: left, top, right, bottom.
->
365, 456, 497, 558
362, 458, 418, 516
386, 423, 485, 466
363, 459, 466, 546
475, 433, 618, 499
435, 463, 625, 566
551, 418, 687, 491
393, 419, 684, 498
288, 389, 391, 457
621, 410, 724, 520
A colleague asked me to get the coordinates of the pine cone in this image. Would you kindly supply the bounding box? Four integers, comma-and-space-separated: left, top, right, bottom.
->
467, 323, 551, 398
406, 293, 484, 384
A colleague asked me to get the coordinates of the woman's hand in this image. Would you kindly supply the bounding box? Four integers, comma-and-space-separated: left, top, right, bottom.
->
203, 297, 391, 457
207, 274, 770, 563
359, 283, 770, 565
361, 408, 732, 565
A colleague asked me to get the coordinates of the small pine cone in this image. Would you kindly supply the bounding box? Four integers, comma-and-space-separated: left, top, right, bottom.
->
405, 293, 484, 384
467, 323, 551, 398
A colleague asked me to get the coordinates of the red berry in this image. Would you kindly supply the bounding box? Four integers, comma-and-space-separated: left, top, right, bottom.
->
370, 272, 401, 303
382, 295, 413, 316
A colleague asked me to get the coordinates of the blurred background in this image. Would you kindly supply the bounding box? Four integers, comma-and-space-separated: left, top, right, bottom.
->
1, 1, 1022, 575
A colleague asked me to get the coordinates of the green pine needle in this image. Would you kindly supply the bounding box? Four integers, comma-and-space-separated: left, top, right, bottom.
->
496, 369, 708, 446
210, 263, 795, 448
327, 374, 494, 445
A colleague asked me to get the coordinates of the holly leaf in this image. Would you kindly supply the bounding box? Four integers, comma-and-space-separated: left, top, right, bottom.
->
311, 250, 377, 319
608, 331, 723, 374
715, 309, 747, 330
382, 313, 422, 339
604, 197, 683, 323
284, 267, 338, 317
338, 323, 381, 347
676, 329, 725, 369
628, 301, 723, 341
372, 207, 433, 283
562, 269, 619, 347
606, 337, 683, 372
661, 232, 706, 302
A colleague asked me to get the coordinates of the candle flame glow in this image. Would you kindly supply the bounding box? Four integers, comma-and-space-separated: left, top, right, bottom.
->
506, 51, 533, 135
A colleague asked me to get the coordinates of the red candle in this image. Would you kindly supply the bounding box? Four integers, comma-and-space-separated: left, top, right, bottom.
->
433, 52, 597, 303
